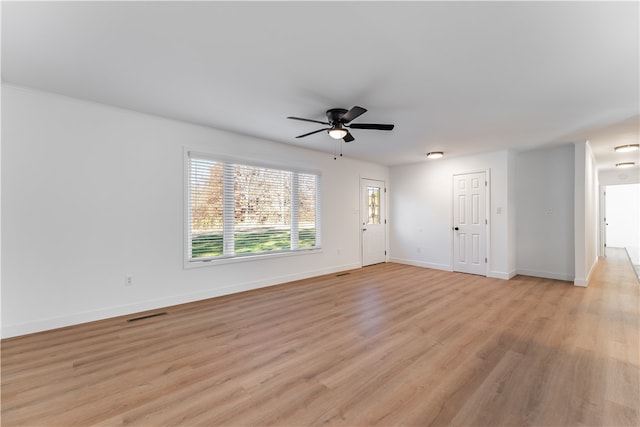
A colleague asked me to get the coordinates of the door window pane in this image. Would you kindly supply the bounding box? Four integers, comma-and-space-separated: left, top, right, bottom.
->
367, 186, 381, 224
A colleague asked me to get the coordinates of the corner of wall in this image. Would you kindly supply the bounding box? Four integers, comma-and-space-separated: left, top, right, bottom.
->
573, 253, 599, 287
573, 140, 599, 288
488, 270, 516, 280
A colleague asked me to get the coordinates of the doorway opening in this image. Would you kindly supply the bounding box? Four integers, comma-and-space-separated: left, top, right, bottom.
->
604, 183, 640, 277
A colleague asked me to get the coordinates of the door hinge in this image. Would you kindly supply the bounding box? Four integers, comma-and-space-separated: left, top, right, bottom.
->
385, 219, 387, 224
385, 250, 387, 255
485, 181, 487, 187
485, 257, 488, 263
384, 188, 387, 193
485, 219, 488, 225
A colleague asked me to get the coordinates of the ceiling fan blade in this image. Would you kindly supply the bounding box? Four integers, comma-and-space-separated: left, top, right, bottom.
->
343, 132, 355, 143
348, 123, 394, 131
340, 106, 367, 123
296, 128, 329, 138
287, 116, 330, 125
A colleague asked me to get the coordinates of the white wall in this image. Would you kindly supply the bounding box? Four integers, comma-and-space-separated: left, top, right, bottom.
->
1, 85, 389, 338
515, 144, 575, 281
599, 168, 640, 186
389, 150, 514, 279
0, 82, 3, 335
574, 141, 599, 286
507, 150, 518, 276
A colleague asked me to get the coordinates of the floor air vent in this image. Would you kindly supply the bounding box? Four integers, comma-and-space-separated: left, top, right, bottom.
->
127, 312, 168, 323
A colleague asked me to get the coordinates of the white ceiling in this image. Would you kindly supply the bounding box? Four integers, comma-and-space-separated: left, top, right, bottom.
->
2, 1, 638, 169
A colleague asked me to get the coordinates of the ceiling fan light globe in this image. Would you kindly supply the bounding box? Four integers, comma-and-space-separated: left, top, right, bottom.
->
328, 128, 348, 139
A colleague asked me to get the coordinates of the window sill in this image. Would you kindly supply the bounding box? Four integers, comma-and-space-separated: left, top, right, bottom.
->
183, 247, 323, 269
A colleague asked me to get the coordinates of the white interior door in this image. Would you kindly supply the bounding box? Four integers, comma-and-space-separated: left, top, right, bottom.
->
453, 172, 487, 275
362, 179, 386, 266
605, 184, 640, 249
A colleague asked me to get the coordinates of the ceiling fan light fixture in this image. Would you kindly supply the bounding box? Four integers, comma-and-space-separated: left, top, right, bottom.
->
614, 144, 639, 153
328, 127, 348, 139
616, 162, 635, 168
426, 151, 444, 159
289, 106, 393, 143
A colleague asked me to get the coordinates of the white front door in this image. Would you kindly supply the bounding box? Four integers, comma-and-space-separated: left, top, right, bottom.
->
361, 178, 386, 266
453, 172, 487, 275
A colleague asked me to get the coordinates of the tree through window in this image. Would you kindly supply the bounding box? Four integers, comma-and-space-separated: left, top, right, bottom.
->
187, 153, 321, 262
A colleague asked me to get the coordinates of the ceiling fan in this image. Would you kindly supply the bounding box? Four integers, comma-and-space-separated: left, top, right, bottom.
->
287, 106, 394, 143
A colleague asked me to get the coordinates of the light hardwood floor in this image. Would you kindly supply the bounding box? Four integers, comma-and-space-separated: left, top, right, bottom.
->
2, 248, 638, 426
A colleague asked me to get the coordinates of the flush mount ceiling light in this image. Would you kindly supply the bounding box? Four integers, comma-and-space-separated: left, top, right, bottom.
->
426, 151, 444, 159
614, 144, 639, 153
616, 162, 636, 168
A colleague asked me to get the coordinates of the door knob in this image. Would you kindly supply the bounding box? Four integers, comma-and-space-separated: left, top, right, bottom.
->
454, 227, 459, 231
362, 228, 367, 231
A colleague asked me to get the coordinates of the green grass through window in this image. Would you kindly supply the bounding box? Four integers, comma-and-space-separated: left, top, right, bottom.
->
191, 228, 316, 258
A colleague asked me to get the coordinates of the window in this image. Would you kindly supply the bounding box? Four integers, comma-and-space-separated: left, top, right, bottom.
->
366, 186, 381, 225
187, 151, 321, 263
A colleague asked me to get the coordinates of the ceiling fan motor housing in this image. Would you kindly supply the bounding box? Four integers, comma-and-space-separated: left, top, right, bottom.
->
327, 108, 348, 125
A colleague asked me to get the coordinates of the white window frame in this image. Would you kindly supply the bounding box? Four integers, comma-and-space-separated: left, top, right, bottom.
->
184, 149, 322, 268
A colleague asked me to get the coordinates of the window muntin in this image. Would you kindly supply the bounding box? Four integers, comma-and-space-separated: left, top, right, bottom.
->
187, 153, 320, 262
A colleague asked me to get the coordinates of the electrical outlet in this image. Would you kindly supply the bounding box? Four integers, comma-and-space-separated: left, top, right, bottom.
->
125, 275, 133, 286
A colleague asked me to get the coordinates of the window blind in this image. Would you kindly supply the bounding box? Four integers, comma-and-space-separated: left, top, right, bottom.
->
187, 153, 320, 262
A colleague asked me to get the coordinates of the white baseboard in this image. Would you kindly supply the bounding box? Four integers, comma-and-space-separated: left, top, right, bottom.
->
388, 257, 452, 272
516, 269, 574, 282
1, 263, 361, 339
488, 270, 517, 280
574, 257, 599, 287
573, 279, 588, 287
391, 259, 517, 280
